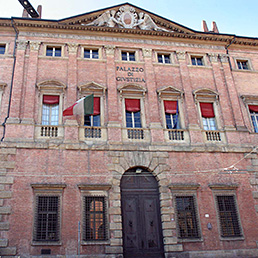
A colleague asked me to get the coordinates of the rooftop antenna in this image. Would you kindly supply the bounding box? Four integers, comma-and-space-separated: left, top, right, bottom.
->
18, 0, 39, 18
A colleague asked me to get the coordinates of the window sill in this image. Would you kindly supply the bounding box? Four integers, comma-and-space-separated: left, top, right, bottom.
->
153, 63, 179, 67
219, 236, 245, 241
178, 238, 203, 243
232, 69, 258, 73
77, 58, 106, 62
31, 241, 62, 246
81, 240, 110, 245
39, 56, 68, 60
115, 60, 144, 65
187, 65, 212, 69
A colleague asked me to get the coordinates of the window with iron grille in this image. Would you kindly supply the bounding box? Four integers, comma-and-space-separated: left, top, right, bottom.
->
34, 196, 60, 242
175, 196, 200, 239
216, 195, 242, 238
84, 196, 107, 241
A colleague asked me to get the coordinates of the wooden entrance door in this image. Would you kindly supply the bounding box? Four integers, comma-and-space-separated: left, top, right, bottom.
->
121, 169, 164, 258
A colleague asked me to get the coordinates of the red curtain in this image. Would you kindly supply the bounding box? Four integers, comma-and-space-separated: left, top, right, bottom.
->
249, 105, 258, 112
43, 95, 59, 105
200, 103, 215, 118
164, 100, 177, 114
125, 99, 140, 112
93, 97, 100, 115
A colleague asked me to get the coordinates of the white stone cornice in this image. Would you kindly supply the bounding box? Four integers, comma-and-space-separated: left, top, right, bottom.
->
142, 48, 152, 57
105, 45, 115, 55
29, 41, 41, 51
208, 53, 219, 63
67, 43, 78, 54
176, 51, 186, 60
16, 40, 28, 50
220, 54, 229, 63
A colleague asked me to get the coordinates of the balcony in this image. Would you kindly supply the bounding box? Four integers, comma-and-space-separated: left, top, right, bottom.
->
127, 128, 144, 140
205, 130, 221, 141
167, 129, 184, 141
35, 125, 64, 139
85, 127, 101, 138
79, 126, 107, 141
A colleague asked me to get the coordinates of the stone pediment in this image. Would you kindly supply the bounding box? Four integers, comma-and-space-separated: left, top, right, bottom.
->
157, 86, 184, 98
60, 3, 194, 34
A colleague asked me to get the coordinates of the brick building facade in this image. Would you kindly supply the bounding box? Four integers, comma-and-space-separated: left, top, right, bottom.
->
0, 3, 258, 257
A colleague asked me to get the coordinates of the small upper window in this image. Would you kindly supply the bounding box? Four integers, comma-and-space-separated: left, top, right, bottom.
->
237, 60, 249, 70
46, 46, 62, 57
84, 49, 99, 59
158, 54, 171, 64
122, 51, 136, 62
191, 56, 204, 66
0, 45, 5, 55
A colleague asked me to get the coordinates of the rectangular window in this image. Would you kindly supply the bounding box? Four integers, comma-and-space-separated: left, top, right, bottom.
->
84, 49, 99, 59
216, 195, 242, 238
158, 54, 171, 64
200, 102, 217, 130
0, 45, 5, 55
125, 99, 141, 128
237, 60, 249, 70
191, 56, 204, 66
164, 100, 180, 129
249, 105, 258, 133
175, 196, 200, 239
46, 46, 62, 57
42, 95, 59, 125
122, 51, 136, 61
34, 196, 60, 242
84, 196, 107, 241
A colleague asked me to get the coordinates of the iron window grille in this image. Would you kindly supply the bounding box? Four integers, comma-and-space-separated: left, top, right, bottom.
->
237, 60, 249, 70
175, 196, 200, 239
34, 196, 60, 242
84, 196, 107, 241
0, 45, 5, 55
216, 195, 242, 238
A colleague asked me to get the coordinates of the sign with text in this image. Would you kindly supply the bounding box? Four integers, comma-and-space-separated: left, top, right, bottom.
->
116, 66, 146, 83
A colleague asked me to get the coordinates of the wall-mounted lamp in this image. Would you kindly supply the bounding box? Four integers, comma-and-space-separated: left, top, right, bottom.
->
207, 223, 212, 230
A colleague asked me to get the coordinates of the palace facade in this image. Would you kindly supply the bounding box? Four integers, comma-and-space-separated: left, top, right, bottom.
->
0, 3, 258, 257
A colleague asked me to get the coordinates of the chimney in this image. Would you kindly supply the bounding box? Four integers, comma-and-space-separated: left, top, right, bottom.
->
37, 5, 42, 19
202, 20, 209, 32
212, 21, 219, 33
22, 8, 29, 18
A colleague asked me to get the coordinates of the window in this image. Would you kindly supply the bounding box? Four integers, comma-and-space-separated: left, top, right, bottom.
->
84, 196, 107, 241
0, 45, 5, 55
237, 60, 249, 70
125, 99, 142, 128
175, 196, 201, 239
121, 51, 136, 61
200, 102, 217, 130
164, 100, 180, 129
84, 49, 99, 59
249, 105, 258, 132
84, 97, 100, 127
191, 56, 204, 66
216, 195, 242, 238
158, 54, 171, 64
42, 95, 59, 126
46, 46, 62, 57
34, 196, 60, 242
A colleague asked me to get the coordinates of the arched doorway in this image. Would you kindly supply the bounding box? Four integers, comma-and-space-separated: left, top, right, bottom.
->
121, 167, 164, 258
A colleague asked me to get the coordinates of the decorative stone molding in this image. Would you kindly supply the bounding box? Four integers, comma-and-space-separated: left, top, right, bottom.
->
208, 183, 238, 190
193, 88, 219, 104
142, 48, 152, 57
16, 40, 28, 50
118, 84, 147, 99
78, 81, 107, 97
31, 184, 67, 190
208, 53, 219, 63
220, 54, 229, 63
67, 43, 78, 54
77, 184, 112, 191
36, 80, 67, 93
0, 82, 7, 91
176, 51, 186, 60
29, 41, 41, 51
157, 85, 184, 100
105, 45, 115, 55
169, 183, 200, 190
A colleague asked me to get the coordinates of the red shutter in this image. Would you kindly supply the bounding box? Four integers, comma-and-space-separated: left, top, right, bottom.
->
125, 99, 140, 112
249, 105, 258, 112
200, 103, 215, 118
164, 100, 177, 114
93, 97, 100, 115
43, 95, 59, 105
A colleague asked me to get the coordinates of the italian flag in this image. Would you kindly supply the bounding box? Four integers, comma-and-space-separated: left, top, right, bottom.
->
63, 94, 94, 116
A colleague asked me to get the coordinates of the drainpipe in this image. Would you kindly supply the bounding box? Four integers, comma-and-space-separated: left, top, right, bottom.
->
225, 35, 236, 70
1, 19, 19, 142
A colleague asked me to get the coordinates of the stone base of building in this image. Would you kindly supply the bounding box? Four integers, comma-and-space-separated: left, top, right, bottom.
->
166, 248, 258, 258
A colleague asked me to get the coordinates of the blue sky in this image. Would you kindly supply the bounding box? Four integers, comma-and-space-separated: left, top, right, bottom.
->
0, 0, 257, 38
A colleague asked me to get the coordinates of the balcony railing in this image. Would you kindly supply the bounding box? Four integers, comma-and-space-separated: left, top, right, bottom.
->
41, 126, 58, 137
205, 130, 221, 141
85, 127, 101, 138
167, 129, 185, 141
127, 128, 144, 140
